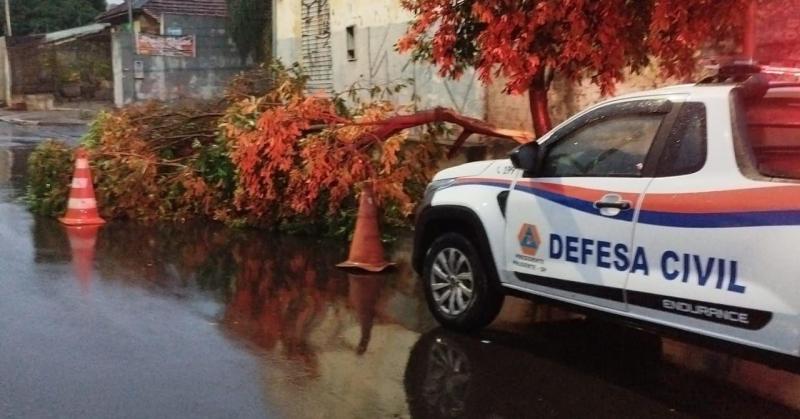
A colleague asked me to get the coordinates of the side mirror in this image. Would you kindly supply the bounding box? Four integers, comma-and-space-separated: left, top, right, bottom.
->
509, 142, 540, 173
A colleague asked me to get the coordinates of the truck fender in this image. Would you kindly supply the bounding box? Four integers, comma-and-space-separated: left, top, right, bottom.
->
412, 205, 501, 286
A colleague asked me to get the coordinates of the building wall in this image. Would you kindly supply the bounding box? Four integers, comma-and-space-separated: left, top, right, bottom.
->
112, 14, 248, 106
6, 37, 52, 96
274, 0, 485, 118
274, 0, 302, 65
6, 33, 112, 101
486, 65, 677, 134
276, 1, 782, 161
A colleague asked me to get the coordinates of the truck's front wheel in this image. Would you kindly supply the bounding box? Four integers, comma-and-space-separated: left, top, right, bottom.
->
422, 233, 504, 332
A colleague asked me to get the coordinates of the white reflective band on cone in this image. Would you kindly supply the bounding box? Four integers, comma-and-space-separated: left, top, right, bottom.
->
75, 159, 89, 169
71, 178, 89, 188
67, 198, 97, 209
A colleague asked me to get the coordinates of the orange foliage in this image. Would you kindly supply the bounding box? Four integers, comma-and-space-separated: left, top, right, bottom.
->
66, 64, 446, 235
227, 95, 342, 219
220, 66, 444, 230
399, 0, 748, 137
399, 0, 747, 95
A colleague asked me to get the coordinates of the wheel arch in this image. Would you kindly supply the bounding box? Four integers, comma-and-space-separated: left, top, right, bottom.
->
413, 205, 501, 286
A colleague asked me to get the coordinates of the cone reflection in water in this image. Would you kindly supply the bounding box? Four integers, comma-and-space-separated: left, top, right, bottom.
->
337, 182, 395, 272
59, 148, 105, 226
64, 225, 101, 294
347, 273, 383, 355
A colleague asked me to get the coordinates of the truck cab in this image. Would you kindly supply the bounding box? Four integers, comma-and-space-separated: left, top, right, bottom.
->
413, 65, 800, 361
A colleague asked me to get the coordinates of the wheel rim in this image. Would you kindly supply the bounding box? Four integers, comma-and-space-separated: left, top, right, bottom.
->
430, 247, 475, 316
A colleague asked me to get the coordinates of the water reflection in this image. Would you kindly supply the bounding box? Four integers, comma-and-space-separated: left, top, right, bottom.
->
0, 148, 12, 184
0, 145, 35, 193
28, 214, 434, 417
31, 216, 71, 264
96, 222, 239, 296
17, 170, 800, 418
65, 225, 101, 294
348, 273, 383, 354
405, 325, 800, 419
222, 239, 345, 376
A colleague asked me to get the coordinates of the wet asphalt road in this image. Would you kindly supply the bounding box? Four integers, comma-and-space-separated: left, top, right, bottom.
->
1, 124, 800, 418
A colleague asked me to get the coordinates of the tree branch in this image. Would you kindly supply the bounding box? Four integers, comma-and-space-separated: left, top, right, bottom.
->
350, 107, 534, 158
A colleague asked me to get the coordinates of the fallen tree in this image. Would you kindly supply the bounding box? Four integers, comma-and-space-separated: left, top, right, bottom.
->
348, 107, 533, 158
32, 64, 520, 237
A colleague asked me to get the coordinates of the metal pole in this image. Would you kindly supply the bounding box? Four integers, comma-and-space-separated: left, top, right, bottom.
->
127, 0, 134, 30
4, 0, 11, 37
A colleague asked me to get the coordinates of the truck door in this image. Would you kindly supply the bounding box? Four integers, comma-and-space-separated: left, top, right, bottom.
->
504, 98, 675, 311
627, 97, 799, 355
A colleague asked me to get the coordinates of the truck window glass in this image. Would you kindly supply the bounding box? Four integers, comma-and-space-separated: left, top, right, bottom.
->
656, 102, 707, 176
541, 114, 664, 177
742, 91, 800, 179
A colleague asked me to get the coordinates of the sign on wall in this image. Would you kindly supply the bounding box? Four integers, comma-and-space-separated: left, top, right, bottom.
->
136, 33, 196, 57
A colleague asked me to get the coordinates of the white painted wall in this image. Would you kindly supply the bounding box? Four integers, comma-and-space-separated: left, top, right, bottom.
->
274, 0, 302, 65
274, 0, 485, 118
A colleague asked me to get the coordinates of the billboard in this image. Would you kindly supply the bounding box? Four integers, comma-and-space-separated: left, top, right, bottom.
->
136, 33, 196, 57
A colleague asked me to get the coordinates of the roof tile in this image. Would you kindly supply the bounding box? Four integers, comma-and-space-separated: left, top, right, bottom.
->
97, 0, 227, 22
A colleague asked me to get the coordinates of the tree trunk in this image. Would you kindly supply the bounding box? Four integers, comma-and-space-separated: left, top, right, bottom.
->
351, 107, 534, 158
528, 70, 553, 138
743, 0, 756, 61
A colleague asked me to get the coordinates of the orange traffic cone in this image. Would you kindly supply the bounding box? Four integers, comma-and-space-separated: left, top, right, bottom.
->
64, 225, 101, 294
336, 182, 395, 273
59, 148, 105, 226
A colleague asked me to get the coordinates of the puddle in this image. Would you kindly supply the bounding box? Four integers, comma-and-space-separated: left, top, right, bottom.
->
2, 135, 799, 418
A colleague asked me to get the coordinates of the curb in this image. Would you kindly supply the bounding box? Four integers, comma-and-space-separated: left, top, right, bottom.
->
0, 116, 39, 126
0, 116, 89, 127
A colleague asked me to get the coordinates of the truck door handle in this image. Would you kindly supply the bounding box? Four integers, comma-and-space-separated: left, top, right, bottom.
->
594, 201, 631, 210
593, 194, 632, 216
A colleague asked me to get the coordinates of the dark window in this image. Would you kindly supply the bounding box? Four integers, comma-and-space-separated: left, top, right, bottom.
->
737, 90, 800, 180
346, 25, 356, 61
656, 102, 707, 176
540, 113, 664, 177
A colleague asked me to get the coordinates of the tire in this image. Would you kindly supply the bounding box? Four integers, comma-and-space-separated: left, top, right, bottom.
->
422, 232, 504, 332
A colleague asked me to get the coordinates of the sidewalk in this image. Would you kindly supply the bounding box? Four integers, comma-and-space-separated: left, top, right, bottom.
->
0, 102, 110, 127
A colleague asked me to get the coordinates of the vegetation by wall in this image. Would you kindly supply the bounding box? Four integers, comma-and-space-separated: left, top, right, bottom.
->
26, 63, 445, 238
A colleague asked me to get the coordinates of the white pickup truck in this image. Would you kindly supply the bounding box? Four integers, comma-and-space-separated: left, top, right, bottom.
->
413, 65, 800, 362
